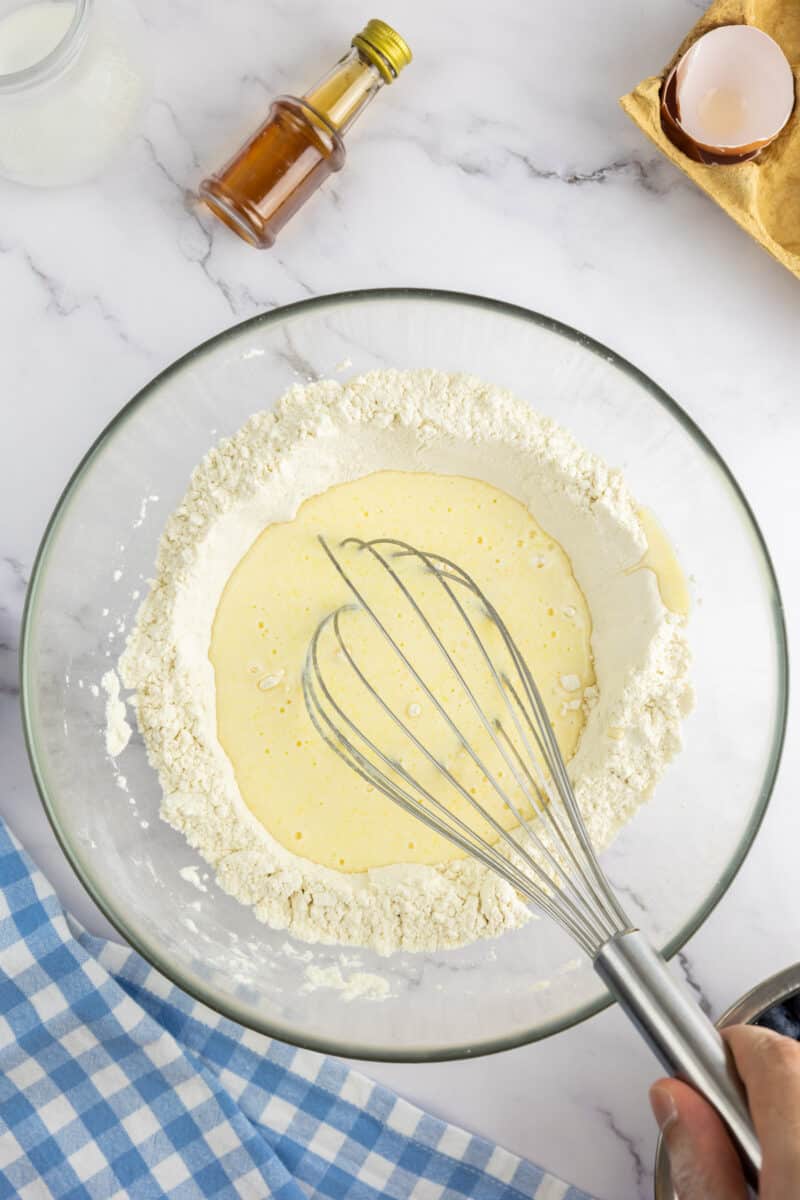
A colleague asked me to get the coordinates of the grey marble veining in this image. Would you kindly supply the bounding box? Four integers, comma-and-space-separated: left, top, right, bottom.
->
2, 2, 800, 1198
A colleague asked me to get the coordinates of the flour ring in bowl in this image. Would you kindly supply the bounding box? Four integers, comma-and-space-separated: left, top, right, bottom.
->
119, 369, 692, 955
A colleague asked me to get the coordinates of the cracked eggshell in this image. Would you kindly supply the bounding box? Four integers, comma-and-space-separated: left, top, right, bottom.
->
671, 25, 794, 159
661, 66, 760, 166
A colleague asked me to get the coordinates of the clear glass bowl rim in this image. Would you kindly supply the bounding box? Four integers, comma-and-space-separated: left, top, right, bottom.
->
19, 287, 790, 1062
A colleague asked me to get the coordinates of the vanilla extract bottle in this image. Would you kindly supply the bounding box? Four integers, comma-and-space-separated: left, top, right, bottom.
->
200, 20, 412, 248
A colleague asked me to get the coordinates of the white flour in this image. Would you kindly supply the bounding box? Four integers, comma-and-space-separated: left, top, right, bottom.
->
301, 964, 392, 1002
101, 669, 131, 757
118, 369, 692, 955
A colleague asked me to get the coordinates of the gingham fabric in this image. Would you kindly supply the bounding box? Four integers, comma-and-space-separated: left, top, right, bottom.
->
0, 819, 594, 1200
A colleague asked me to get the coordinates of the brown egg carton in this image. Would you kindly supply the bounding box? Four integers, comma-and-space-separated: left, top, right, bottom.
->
620, 0, 800, 279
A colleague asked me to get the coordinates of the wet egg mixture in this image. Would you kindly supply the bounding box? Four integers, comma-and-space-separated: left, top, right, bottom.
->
210, 471, 595, 872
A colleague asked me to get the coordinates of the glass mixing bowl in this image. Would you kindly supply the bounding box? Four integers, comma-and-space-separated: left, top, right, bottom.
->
21, 289, 787, 1061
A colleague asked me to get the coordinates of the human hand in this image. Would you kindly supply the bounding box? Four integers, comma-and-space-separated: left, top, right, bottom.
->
650, 1024, 800, 1199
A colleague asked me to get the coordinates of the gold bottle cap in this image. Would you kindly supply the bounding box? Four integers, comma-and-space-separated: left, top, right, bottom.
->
352, 19, 412, 83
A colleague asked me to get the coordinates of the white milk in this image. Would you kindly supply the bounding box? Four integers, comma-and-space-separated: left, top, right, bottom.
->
0, 1, 74, 73
0, 0, 148, 186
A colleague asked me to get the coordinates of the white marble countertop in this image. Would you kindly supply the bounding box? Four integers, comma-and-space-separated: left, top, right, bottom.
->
2, 1, 799, 1196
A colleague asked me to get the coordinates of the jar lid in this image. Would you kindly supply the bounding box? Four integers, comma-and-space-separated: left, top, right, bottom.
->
352, 19, 412, 83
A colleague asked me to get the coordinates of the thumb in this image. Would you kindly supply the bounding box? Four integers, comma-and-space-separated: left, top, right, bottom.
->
650, 1079, 748, 1200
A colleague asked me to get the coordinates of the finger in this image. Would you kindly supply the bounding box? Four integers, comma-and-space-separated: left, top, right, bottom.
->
650, 1079, 748, 1200
724, 1024, 800, 1197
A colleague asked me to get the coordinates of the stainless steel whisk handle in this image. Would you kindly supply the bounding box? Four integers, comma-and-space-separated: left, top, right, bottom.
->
594, 930, 761, 1188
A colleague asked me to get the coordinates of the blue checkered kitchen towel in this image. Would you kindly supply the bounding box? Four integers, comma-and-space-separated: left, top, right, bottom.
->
0, 818, 594, 1199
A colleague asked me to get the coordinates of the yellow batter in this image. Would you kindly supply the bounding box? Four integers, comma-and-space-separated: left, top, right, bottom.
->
628, 508, 690, 617
210, 471, 595, 872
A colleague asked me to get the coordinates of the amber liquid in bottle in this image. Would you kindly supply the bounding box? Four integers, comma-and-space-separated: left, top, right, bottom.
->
200, 23, 411, 249
201, 98, 345, 249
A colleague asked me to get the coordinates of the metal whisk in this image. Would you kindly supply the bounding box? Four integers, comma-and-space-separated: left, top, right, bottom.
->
303, 535, 760, 1184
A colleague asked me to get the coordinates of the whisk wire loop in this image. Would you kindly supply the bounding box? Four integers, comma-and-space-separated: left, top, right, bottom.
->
324, 538, 616, 950
386, 543, 623, 946
303, 535, 630, 954
303, 638, 586, 939
310, 613, 606, 948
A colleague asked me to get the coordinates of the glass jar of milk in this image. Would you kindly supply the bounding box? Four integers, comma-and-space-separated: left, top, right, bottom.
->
0, 0, 149, 186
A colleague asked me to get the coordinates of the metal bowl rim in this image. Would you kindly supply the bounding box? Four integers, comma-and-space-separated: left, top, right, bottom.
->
654, 961, 800, 1198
